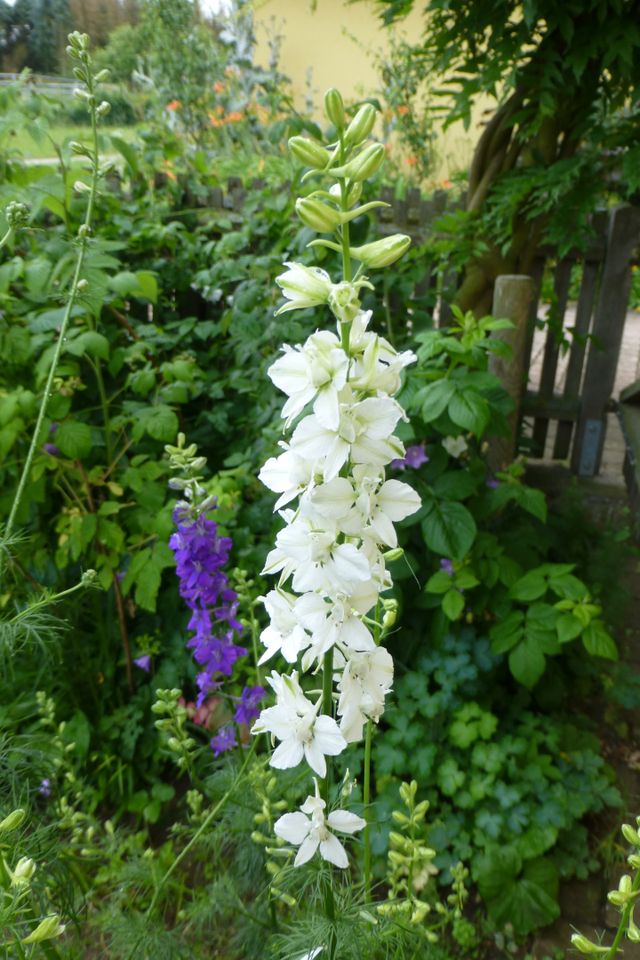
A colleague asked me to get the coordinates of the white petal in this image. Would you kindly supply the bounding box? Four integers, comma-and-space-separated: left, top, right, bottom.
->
313, 714, 347, 756
271, 737, 304, 770
322, 436, 349, 481
369, 511, 398, 547
327, 810, 367, 834
314, 385, 340, 430
319, 832, 349, 869
377, 479, 422, 521
294, 833, 320, 867
331, 544, 371, 586
355, 397, 403, 438
340, 616, 375, 651
274, 811, 310, 845
311, 478, 354, 519
269, 349, 311, 397
304, 738, 327, 777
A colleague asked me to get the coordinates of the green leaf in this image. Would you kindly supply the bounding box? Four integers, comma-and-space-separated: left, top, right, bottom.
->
490, 611, 524, 654
442, 588, 465, 620
437, 758, 465, 795
432, 469, 478, 500
508, 637, 546, 688
109, 134, 139, 176
421, 379, 456, 422
518, 486, 547, 522
421, 499, 476, 560
449, 388, 490, 435
556, 613, 583, 644
582, 621, 618, 660
510, 569, 548, 601
55, 421, 92, 459
137, 405, 179, 443
547, 571, 587, 601
475, 845, 521, 899
425, 570, 453, 594
65, 330, 110, 360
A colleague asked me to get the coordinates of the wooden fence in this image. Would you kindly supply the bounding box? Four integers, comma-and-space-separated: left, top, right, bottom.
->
181, 177, 640, 477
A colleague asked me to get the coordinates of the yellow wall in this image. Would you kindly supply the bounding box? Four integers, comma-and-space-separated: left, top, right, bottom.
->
252, 0, 479, 183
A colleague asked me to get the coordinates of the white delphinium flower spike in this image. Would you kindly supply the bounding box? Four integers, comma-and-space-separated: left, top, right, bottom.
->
251, 671, 346, 777
337, 647, 395, 743
274, 780, 366, 868
258, 589, 311, 665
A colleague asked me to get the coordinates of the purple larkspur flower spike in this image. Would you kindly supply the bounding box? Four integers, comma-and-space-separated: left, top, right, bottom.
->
210, 725, 237, 757
234, 685, 266, 726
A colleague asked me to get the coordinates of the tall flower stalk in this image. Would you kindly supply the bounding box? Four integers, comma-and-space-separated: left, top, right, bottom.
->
252, 89, 421, 938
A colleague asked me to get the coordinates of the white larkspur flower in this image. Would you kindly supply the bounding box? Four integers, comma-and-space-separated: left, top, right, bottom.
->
341, 475, 422, 548
274, 783, 366, 868
337, 646, 395, 743
275, 262, 332, 315
259, 445, 316, 510
259, 589, 310, 665
295, 592, 375, 671
268, 331, 348, 429
290, 396, 406, 482
263, 516, 371, 595
252, 671, 346, 777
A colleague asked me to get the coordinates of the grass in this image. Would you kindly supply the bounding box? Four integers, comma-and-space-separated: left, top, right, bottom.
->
6, 124, 140, 160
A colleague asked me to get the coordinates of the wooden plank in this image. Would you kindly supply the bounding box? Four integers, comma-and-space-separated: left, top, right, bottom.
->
552, 259, 599, 458
522, 392, 580, 419
571, 205, 640, 475
521, 258, 545, 376
530, 259, 573, 455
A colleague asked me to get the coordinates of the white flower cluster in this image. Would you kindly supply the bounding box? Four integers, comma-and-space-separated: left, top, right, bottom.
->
252, 262, 421, 868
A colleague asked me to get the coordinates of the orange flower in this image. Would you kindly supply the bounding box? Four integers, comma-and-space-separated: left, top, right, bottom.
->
166, 99, 181, 111
440, 178, 452, 189
406, 154, 418, 166
397, 105, 409, 116
213, 81, 225, 93
225, 111, 243, 123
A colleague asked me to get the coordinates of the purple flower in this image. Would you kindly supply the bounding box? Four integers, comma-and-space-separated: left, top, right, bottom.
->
486, 478, 500, 489
134, 654, 151, 672
39, 778, 52, 798
211, 725, 237, 757
440, 558, 454, 576
169, 506, 246, 707
43, 443, 60, 457
234, 685, 266, 726
390, 443, 428, 471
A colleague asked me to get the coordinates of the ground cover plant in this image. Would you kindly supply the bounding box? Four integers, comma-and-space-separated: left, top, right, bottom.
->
0, 12, 638, 960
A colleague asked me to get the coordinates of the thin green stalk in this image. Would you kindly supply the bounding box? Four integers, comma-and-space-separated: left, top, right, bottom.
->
5, 77, 101, 541
123, 738, 259, 960
7, 578, 88, 624
86, 354, 113, 464
321, 648, 334, 806
363, 718, 373, 902
605, 868, 640, 959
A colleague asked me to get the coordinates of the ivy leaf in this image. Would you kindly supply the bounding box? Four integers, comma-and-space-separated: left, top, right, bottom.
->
421, 499, 477, 560
55, 420, 92, 459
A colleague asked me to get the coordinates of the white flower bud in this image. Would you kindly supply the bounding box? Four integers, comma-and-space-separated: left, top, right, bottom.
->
350, 234, 411, 268
22, 915, 66, 944
11, 856, 36, 887
0, 808, 26, 832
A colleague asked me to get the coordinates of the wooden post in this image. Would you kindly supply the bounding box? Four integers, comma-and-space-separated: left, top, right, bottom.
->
487, 274, 534, 471
571, 205, 640, 476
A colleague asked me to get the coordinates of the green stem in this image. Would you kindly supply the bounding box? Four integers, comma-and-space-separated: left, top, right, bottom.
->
7, 578, 88, 624
605, 869, 640, 959
363, 718, 373, 902
5, 84, 100, 541
321, 648, 334, 806
87, 355, 113, 465
123, 738, 259, 960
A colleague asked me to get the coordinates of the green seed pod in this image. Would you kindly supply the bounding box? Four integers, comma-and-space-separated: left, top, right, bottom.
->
324, 88, 345, 129
288, 136, 330, 170
0, 808, 26, 832
344, 103, 377, 146
333, 142, 385, 182
350, 233, 411, 268
295, 197, 342, 232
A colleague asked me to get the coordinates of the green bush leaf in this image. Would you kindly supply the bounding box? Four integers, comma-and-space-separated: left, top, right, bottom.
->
556, 612, 583, 644
582, 621, 618, 660
449, 388, 490, 435
137, 405, 179, 443
508, 637, 546, 688
442, 588, 465, 620
510, 569, 548, 601
55, 421, 92, 459
490, 611, 524, 654
421, 379, 456, 422
421, 499, 477, 560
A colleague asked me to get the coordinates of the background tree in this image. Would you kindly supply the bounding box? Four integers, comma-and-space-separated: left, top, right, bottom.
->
372, 0, 640, 312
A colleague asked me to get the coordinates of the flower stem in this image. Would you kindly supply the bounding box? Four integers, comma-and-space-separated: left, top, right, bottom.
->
363, 717, 373, 901
604, 868, 640, 958
5, 74, 101, 541
123, 738, 259, 960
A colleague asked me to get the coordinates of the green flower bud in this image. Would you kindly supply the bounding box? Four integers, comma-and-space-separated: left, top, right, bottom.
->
288, 136, 330, 170
570, 933, 609, 955
295, 197, 342, 232
350, 234, 411, 268
5, 201, 29, 228
383, 547, 404, 563
324, 88, 345, 129
328, 281, 361, 323
622, 823, 640, 846
22, 915, 66, 944
94, 69, 110, 83
0, 808, 26, 832
11, 856, 36, 887
332, 142, 385, 182
344, 103, 377, 146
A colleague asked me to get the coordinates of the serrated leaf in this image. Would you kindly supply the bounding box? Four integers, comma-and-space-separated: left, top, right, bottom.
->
490, 611, 524, 654
449, 388, 490, 435
421, 499, 476, 560
582, 621, 618, 660
442, 587, 465, 620
556, 613, 583, 644
510, 569, 548, 601
55, 420, 92, 459
509, 637, 546, 688
421, 379, 456, 422
425, 570, 453, 594
138, 405, 179, 442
